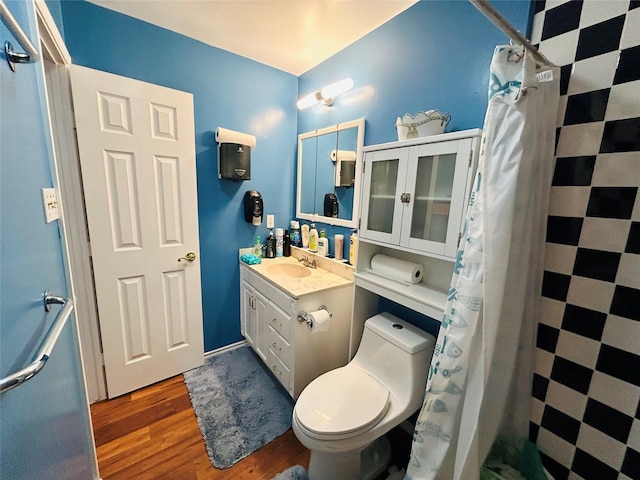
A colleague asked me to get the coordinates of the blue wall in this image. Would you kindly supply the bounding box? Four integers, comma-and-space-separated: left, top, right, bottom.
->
1, 1, 95, 477
297, 1, 531, 141
296, 0, 531, 331
60, 1, 298, 351
295, 0, 532, 261
60, 0, 531, 351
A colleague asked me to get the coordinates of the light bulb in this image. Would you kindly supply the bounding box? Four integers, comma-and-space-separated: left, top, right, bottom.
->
296, 91, 322, 110
320, 78, 353, 102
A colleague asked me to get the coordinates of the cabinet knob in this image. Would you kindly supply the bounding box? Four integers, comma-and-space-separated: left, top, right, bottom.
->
400, 192, 411, 203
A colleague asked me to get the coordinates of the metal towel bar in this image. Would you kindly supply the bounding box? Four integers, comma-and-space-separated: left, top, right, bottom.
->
0, 0, 40, 71
0, 291, 74, 394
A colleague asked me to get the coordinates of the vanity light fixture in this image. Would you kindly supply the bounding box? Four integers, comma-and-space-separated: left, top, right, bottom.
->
296, 77, 354, 109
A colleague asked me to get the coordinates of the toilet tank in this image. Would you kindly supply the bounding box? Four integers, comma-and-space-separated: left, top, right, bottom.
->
352, 312, 436, 407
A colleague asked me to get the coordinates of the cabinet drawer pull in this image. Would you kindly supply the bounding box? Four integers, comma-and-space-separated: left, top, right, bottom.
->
272, 342, 281, 351
271, 318, 281, 327
272, 365, 281, 375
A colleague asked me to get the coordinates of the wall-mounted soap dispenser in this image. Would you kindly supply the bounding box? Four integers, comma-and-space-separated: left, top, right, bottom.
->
243, 190, 263, 225
324, 193, 339, 218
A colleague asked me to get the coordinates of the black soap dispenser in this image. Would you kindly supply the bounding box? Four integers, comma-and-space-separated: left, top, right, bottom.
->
283, 230, 291, 257
265, 229, 276, 258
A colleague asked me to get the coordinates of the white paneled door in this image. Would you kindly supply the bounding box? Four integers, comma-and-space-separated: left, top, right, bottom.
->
70, 65, 203, 398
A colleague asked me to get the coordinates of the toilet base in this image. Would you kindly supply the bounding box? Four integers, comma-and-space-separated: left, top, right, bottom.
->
307, 436, 391, 480
362, 435, 392, 480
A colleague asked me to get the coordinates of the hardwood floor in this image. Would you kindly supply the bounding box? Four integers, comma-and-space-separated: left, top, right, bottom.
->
90, 375, 310, 479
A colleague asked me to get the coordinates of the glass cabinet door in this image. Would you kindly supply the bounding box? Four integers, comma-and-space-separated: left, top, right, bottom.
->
402, 139, 473, 256
360, 148, 409, 245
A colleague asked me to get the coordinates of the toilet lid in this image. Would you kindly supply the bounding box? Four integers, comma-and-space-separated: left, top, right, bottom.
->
295, 367, 389, 436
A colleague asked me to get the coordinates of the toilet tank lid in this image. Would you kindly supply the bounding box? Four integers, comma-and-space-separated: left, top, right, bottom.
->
365, 312, 435, 354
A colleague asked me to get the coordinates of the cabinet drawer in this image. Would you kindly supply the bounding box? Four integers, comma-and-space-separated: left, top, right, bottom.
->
267, 301, 291, 341
267, 325, 291, 366
267, 348, 291, 393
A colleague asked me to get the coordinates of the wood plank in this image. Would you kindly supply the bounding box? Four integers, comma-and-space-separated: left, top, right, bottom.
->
91, 375, 310, 479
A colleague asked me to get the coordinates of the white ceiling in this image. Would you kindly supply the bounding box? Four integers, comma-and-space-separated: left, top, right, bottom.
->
88, 0, 418, 76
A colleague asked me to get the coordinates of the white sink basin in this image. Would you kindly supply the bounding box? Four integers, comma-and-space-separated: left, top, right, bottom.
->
267, 263, 311, 278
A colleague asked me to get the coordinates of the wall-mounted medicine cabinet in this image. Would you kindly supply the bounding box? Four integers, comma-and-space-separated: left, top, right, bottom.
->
296, 118, 365, 228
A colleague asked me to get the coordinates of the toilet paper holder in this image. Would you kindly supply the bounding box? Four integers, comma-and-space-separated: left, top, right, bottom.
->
297, 305, 332, 329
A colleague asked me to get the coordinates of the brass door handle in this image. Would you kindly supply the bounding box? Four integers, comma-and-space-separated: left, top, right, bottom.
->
178, 252, 197, 262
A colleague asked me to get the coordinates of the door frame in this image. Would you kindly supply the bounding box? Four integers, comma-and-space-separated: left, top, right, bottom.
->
35, 0, 107, 402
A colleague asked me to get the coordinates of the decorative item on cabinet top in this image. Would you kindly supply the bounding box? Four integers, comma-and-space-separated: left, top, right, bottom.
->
396, 110, 451, 141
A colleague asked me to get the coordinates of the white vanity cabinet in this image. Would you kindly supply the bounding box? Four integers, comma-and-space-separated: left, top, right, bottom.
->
360, 129, 481, 259
240, 281, 269, 361
350, 130, 481, 356
240, 261, 353, 399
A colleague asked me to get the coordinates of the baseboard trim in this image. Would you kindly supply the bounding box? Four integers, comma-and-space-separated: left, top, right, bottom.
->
204, 340, 248, 360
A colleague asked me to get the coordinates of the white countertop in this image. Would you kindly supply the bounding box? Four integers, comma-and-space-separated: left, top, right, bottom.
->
240, 247, 354, 298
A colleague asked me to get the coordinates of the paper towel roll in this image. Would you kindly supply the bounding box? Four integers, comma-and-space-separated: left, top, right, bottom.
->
216, 127, 257, 149
331, 149, 356, 162
308, 309, 331, 333
370, 254, 424, 284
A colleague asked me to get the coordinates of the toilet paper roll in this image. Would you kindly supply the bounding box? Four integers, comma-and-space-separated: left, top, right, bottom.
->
330, 149, 357, 162
370, 254, 424, 284
216, 127, 257, 149
308, 309, 331, 333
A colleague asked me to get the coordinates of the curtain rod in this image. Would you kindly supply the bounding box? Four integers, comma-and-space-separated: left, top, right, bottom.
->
1, 0, 40, 69
469, 0, 554, 67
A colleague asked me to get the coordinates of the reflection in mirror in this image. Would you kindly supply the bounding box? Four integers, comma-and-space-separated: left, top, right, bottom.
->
296, 118, 365, 228
334, 126, 358, 220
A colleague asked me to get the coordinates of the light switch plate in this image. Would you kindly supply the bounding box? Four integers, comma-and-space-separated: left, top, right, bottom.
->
266, 214, 274, 229
41, 188, 59, 223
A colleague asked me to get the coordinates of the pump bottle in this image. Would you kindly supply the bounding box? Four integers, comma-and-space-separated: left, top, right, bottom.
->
349, 229, 358, 265
308, 223, 318, 252
254, 236, 262, 259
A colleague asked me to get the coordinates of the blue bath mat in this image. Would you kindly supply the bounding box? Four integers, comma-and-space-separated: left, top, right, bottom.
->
183, 346, 293, 469
273, 465, 309, 480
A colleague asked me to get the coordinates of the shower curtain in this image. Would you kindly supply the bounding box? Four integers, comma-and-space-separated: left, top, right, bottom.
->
405, 46, 559, 480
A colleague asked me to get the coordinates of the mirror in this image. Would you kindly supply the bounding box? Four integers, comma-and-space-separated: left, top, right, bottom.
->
296, 118, 365, 228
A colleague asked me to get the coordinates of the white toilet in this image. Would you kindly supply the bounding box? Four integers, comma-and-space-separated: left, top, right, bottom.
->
292, 312, 436, 480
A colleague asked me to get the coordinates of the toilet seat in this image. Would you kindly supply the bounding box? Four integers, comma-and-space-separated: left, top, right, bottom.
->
295, 367, 390, 439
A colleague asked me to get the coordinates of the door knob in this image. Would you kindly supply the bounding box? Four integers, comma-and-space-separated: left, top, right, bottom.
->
178, 252, 197, 262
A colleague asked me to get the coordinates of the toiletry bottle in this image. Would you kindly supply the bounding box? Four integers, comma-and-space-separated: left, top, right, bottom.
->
283, 229, 291, 257
349, 229, 358, 265
290, 220, 301, 247
308, 223, 318, 252
266, 229, 276, 258
275, 228, 284, 257
334, 234, 344, 261
317, 230, 329, 256
301, 224, 310, 249
254, 235, 262, 259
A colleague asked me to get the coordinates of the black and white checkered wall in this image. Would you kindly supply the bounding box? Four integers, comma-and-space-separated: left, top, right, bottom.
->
529, 1, 639, 479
